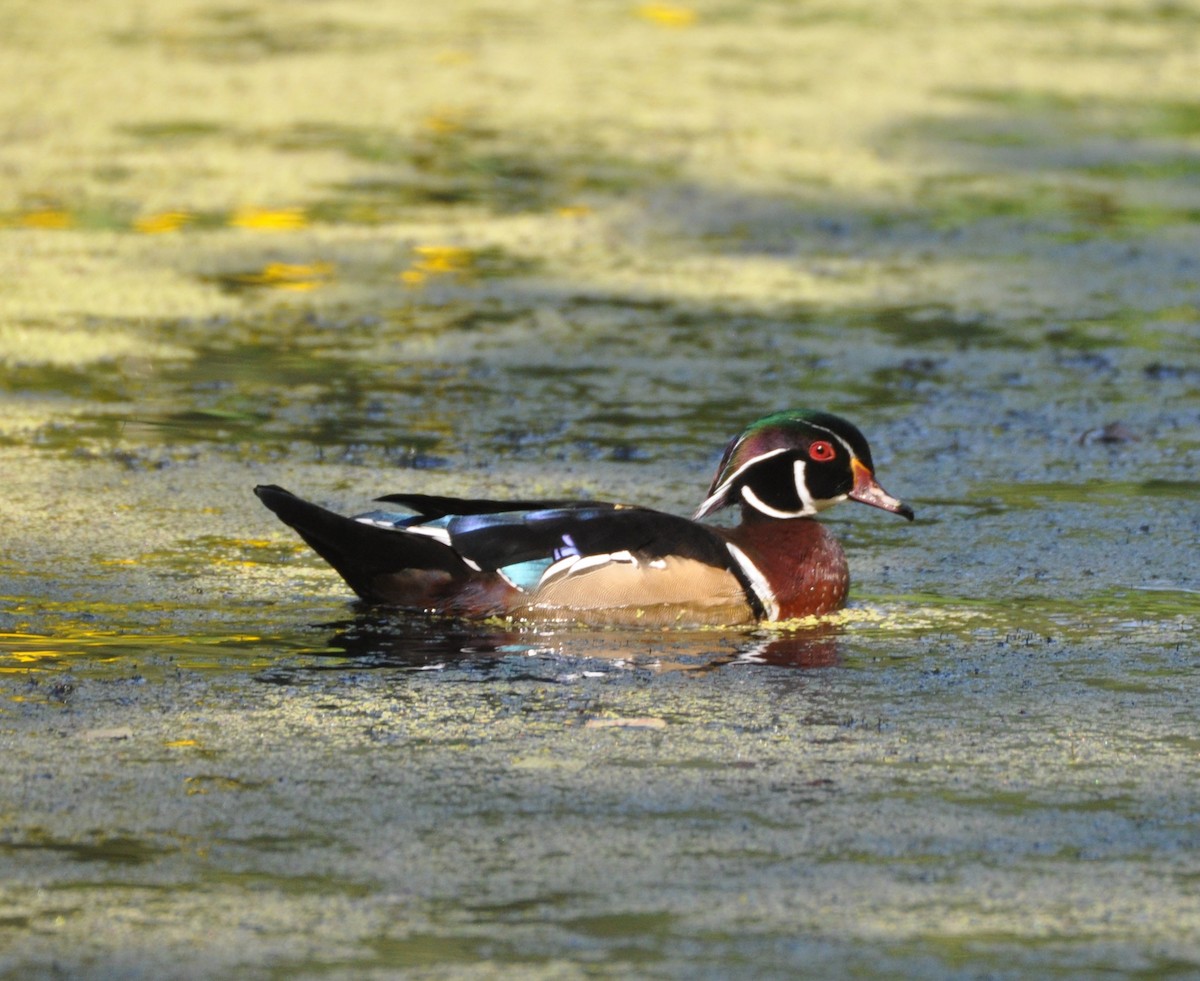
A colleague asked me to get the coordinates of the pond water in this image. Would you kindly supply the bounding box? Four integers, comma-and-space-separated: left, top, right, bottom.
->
2, 1, 1200, 978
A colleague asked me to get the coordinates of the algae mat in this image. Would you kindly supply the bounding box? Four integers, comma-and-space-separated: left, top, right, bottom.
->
2, 1, 1199, 978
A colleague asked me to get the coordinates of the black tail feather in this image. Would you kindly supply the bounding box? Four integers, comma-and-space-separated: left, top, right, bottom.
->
253, 485, 464, 601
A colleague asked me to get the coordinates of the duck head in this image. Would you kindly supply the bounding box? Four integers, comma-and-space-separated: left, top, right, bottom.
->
694, 409, 914, 522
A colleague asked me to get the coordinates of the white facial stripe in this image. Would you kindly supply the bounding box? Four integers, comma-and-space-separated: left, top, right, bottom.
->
725, 543, 780, 621
798, 456, 854, 513
805, 421, 856, 459
793, 459, 815, 513
791, 461, 846, 513
695, 447, 789, 517
740, 483, 810, 519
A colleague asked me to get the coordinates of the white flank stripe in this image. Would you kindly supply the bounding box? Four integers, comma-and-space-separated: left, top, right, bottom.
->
725, 543, 780, 621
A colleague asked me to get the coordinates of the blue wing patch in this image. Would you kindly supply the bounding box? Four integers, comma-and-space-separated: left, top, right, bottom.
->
497, 531, 583, 591
496, 558, 553, 591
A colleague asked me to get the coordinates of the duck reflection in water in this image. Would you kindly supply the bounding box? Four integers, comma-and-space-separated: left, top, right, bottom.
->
269, 613, 844, 677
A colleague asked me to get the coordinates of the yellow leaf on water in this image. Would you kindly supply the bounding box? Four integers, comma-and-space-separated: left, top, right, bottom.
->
413, 245, 474, 272
400, 245, 475, 287
227, 261, 334, 290
20, 208, 73, 230
134, 210, 193, 234
635, 3, 696, 27
229, 207, 308, 231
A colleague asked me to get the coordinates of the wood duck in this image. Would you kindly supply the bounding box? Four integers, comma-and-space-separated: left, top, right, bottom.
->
254, 409, 913, 625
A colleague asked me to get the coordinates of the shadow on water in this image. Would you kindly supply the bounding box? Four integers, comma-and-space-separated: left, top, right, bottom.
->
252, 613, 844, 683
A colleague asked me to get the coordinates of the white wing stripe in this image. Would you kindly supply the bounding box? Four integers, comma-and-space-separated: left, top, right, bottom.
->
398, 524, 453, 545
539, 550, 638, 587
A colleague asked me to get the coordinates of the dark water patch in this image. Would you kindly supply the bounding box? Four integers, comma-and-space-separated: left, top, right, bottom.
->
988, 478, 1198, 509
865, 306, 1020, 349
203, 865, 374, 897
0, 362, 131, 403
895, 88, 1200, 238
887, 934, 1200, 981
360, 932, 522, 970
8, 298, 1194, 544
258, 615, 549, 676
120, 119, 229, 142
937, 88, 1200, 141
1006, 3, 1200, 26
110, 7, 398, 61
1082, 157, 1200, 181
919, 181, 1200, 237
276, 120, 676, 216
2, 830, 177, 866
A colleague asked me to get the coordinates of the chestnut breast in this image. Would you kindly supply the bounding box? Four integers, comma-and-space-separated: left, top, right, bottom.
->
718, 517, 850, 619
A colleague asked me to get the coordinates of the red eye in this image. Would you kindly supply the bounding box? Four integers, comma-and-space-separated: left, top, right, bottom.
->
808, 440, 836, 462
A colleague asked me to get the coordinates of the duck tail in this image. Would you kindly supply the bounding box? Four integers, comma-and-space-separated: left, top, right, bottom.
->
253, 484, 461, 602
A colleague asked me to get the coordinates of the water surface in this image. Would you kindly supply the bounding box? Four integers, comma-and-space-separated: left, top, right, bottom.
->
2, 1, 1199, 978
